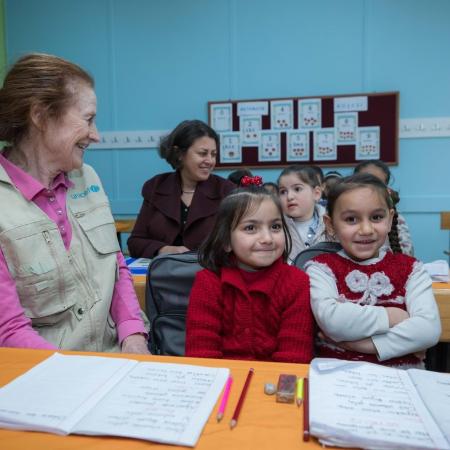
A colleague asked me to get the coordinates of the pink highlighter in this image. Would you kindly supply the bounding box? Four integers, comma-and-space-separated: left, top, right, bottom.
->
216, 375, 233, 422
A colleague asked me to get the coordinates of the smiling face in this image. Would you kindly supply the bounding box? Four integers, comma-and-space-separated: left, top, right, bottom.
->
179, 136, 217, 184
41, 82, 99, 172
278, 173, 322, 221
325, 186, 394, 261
229, 198, 285, 270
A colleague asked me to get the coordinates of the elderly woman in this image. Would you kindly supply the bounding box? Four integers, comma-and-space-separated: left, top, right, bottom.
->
0, 53, 148, 353
128, 120, 235, 257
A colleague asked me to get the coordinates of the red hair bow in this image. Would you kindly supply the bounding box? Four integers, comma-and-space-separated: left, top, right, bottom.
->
240, 175, 263, 187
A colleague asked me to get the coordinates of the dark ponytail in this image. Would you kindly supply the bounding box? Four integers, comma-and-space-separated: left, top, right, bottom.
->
387, 189, 402, 254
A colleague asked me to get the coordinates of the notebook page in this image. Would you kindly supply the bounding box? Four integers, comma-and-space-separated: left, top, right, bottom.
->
309, 361, 449, 450
74, 361, 229, 447
408, 369, 450, 445
0, 353, 137, 434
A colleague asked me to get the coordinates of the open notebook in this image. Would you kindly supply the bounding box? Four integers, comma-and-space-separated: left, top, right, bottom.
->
309, 358, 450, 450
0, 353, 229, 447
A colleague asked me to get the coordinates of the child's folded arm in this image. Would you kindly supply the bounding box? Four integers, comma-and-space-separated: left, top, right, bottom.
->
307, 262, 389, 342
372, 264, 441, 361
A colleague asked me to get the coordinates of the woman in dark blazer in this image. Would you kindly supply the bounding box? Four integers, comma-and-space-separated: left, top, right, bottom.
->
128, 120, 235, 258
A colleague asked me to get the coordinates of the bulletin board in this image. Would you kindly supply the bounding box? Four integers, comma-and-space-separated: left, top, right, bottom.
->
208, 91, 399, 169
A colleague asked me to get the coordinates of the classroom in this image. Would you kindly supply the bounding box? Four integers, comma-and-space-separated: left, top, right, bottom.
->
0, 1, 449, 449
2, 0, 449, 262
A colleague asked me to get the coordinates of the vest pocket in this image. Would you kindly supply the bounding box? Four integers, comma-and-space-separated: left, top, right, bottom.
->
73, 204, 120, 254
1, 221, 76, 317
33, 325, 68, 349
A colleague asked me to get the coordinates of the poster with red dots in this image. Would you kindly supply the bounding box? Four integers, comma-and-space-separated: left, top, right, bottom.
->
208, 91, 398, 169
259, 131, 281, 162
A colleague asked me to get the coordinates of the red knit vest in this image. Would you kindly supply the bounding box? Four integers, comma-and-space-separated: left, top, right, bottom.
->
313, 252, 420, 366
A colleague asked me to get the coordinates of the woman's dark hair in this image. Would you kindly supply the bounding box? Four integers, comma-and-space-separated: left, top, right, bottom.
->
277, 165, 321, 188
198, 186, 292, 273
0, 53, 94, 146
327, 173, 403, 253
227, 169, 253, 186
354, 160, 391, 184
159, 119, 219, 169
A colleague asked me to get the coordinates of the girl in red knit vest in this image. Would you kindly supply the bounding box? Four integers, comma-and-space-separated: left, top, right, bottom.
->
305, 173, 441, 368
185, 180, 314, 363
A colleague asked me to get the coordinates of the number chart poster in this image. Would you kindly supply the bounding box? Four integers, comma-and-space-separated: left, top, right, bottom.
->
208, 92, 398, 168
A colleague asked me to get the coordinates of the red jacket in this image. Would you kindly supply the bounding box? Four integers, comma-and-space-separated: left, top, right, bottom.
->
128, 171, 234, 257
185, 258, 313, 363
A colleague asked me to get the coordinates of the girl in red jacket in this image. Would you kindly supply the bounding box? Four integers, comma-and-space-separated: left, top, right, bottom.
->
185, 178, 314, 363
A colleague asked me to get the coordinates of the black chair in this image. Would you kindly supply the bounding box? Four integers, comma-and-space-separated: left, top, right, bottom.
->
293, 241, 342, 270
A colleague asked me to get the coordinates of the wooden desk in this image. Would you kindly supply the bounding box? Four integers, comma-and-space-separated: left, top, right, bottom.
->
133, 274, 146, 310
433, 281, 450, 342
0, 348, 324, 450
133, 275, 450, 343
115, 219, 136, 234
115, 219, 136, 251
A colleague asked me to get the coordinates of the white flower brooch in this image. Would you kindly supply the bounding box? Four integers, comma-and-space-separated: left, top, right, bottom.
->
345, 270, 394, 305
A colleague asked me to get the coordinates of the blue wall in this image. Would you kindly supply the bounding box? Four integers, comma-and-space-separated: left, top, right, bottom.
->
4, 0, 450, 262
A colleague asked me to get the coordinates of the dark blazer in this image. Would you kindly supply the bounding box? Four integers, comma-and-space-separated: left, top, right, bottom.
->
128, 171, 235, 257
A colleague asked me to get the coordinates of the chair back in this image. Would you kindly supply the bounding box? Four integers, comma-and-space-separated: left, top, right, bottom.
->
293, 241, 342, 270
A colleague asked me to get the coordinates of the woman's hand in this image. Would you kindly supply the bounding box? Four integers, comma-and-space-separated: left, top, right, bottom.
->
121, 334, 150, 354
158, 245, 190, 255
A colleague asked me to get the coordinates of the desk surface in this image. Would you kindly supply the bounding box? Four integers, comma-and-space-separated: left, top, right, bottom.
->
0, 348, 326, 450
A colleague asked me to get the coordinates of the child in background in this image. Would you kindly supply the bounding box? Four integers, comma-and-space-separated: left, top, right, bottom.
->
322, 170, 343, 204
305, 173, 441, 368
227, 168, 253, 186
262, 181, 279, 195
185, 178, 313, 363
278, 165, 330, 264
354, 160, 414, 255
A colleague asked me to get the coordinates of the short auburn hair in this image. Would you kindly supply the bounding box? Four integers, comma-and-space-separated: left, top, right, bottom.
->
0, 53, 94, 146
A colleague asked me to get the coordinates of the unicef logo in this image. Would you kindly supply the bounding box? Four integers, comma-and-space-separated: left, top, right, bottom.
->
71, 184, 102, 199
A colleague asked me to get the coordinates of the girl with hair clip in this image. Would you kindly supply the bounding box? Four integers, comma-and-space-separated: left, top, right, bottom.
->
305, 173, 441, 368
354, 160, 414, 256
185, 176, 313, 363
278, 165, 331, 264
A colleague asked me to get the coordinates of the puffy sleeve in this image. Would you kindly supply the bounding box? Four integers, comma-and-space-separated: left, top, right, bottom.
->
372, 261, 441, 360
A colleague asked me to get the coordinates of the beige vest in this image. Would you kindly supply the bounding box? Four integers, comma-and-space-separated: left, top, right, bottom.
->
0, 163, 121, 351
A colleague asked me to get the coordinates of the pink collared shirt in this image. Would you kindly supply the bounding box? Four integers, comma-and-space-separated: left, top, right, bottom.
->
0, 153, 146, 349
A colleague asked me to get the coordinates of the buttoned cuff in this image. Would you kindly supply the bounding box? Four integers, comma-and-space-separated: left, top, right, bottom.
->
117, 319, 148, 344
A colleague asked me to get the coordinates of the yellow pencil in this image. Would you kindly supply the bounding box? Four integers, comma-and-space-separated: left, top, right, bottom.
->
296, 377, 304, 407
